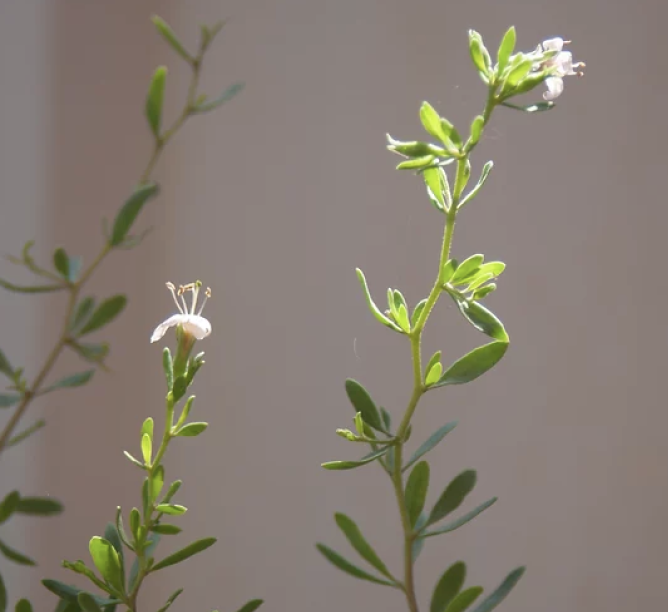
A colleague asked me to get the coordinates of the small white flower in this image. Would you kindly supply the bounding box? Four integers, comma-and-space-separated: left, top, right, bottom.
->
534, 37, 585, 101
151, 281, 212, 343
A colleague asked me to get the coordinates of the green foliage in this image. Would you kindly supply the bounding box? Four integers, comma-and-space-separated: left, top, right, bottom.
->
151, 16, 193, 64
423, 497, 498, 538
405, 461, 430, 528
470, 568, 525, 612
431, 562, 466, 612
403, 422, 458, 472
334, 513, 393, 579
151, 537, 216, 571
146, 67, 167, 138
110, 184, 160, 247
191, 83, 245, 114
315, 544, 397, 587
344, 379, 385, 432
234, 601, 263, 612
435, 342, 509, 387
427, 470, 477, 527
78, 296, 127, 336
321, 447, 389, 470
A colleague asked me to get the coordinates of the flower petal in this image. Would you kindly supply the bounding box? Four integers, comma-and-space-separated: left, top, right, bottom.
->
541, 37, 564, 52
543, 76, 564, 100
182, 315, 212, 340
150, 314, 186, 343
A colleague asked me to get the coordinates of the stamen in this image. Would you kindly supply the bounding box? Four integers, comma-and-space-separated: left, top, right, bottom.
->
190, 283, 200, 315
166, 281, 183, 313
197, 287, 212, 315
178, 285, 189, 313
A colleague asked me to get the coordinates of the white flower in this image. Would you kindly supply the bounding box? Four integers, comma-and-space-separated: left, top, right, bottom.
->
151, 281, 212, 343
534, 37, 585, 101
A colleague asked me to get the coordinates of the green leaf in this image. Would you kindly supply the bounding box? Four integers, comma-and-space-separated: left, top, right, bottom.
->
459, 161, 493, 210
151, 16, 193, 63
88, 537, 123, 593
427, 470, 477, 527
0, 573, 6, 612
123, 451, 144, 469
141, 418, 154, 442
155, 588, 183, 612
128, 534, 159, 592
234, 601, 263, 612
345, 379, 384, 432
321, 447, 389, 471
454, 299, 509, 342
151, 537, 216, 571
397, 155, 436, 170
0, 347, 14, 378
315, 544, 396, 587
15, 599, 32, 612
77, 593, 102, 612
445, 587, 484, 612
411, 513, 428, 562
496, 26, 516, 75
419, 102, 452, 148
174, 422, 208, 437
162, 348, 173, 391
423, 497, 497, 538
0, 538, 35, 566
468, 30, 491, 79
424, 351, 442, 383
52, 248, 80, 282
436, 342, 508, 386
423, 167, 444, 210
356, 269, 403, 332
43, 370, 94, 393
67, 341, 109, 366
15, 496, 62, 516
431, 562, 466, 612
403, 421, 458, 472
451, 255, 484, 285
0, 491, 20, 523
470, 567, 525, 612
110, 183, 159, 247
79, 296, 127, 335
150, 465, 164, 501
70, 298, 96, 333
151, 524, 182, 535
334, 513, 393, 579
425, 362, 443, 386
469, 116, 484, 146
380, 407, 392, 431
7, 419, 45, 448
0, 278, 63, 293
155, 504, 187, 516
192, 83, 245, 114
405, 461, 430, 528
41, 580, 120, 607
411, 298, 428, 328
0, 394, 20, 408
103, 523, 124, 574
505, 59, 533, 87
146, 66, 167, 138
172, 376, 187, 403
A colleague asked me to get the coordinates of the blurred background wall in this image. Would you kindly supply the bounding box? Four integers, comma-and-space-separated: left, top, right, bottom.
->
2, 0, 668, 611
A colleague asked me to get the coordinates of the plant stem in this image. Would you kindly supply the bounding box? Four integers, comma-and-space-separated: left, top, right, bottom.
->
0, 57, 203, 459
390, 152, 472, 612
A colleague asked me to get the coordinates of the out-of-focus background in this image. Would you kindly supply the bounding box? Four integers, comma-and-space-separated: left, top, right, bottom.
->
2, 0, 667, 611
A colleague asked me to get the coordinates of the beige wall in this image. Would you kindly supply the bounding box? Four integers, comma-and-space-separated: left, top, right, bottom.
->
1, 0, 667, 611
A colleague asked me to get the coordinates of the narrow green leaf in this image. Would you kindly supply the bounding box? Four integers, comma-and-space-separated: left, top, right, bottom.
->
155, 588, 183, 612
345, 379, 384, 432
150, 524, 182, 535
88, 537, 123, 593
505, 59, 533, 87
469, 116, 484, 146
356, 269, 403, 332
172, 376, 188, 403
174, 422, 208, 437
151, 537, 216, 571
0, 348, 14, 378
162, 481, 182, 504
334, 513, 393, 579
0, 539, 35, 566
192, 83, 245, 114
41, 580, 120, 606
141, 418, 154, 442
321, 447, 389, 471
423, 497, 497, 538
14, 599, 32, 612
43, 370, 95, 393
315, 544, 396, 586
52, 248, 80, 282
151, 16, 193, 63
431, 562, 467, 612
397, 155, 436, 170
454, 299, 509, 342
427, 470, 477, 527
459, 161, 493, 210
475, 262, 505, 280
234, 600, 263, 612
155, 504, 187, 516
0, 278, 63, 293
8, 419, 45, 448
0, 491, 20, 523
411, 298, 428, 328
15, 496, 62, 516
424, 351, 442, 383
496, 26, 516, 74
501, 101, 555, 113
445, 587, 484, 612
403, 421, 458, 472
423, 167, 444, 209
0, 394, 20, 408
162, 348, 173, 391
146, 66, 167, 138
380, 407, 392, 431
70, 298, 96, 333
411, 513, 428, 561
425, 362, 443, 386
110, 183, 159, 247
67, 341, 109, 365
150, 465, 164, 501
470, 567, 525, 612
77, 593, 102, 612
451, 255, 484, 285
435, 343, 508, 387
123, 451, 144, 469
405, 461, 430, 527
103, 523, 124, 569
468, 30, 491, 78
79, 296, 127, 335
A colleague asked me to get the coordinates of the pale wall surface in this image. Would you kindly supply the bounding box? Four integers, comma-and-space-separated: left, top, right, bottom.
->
1, 1, 667, 611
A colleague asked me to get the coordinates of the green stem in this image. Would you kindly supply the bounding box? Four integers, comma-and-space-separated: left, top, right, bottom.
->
0, 56, 203, 459
390, 151, 472, 612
